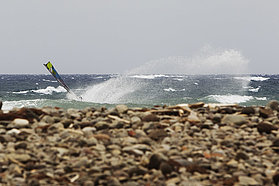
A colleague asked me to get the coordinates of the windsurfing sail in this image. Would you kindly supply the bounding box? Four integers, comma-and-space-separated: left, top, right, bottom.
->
43, 61, 71, 93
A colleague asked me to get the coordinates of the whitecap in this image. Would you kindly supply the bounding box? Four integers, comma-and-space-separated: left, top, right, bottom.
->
42, 79, 57, 83
130, 74, 167, 79
248, 86, 261, 92
255, 97, 267, 101
234, 76, 269, 82
173, 78, 184, 81
32, 86, 67, 95
164, 88, 176, 92
164, 88, 185, 92
206, 94, 254, 104
2, 99, 44, 110
12, 90, 29, 94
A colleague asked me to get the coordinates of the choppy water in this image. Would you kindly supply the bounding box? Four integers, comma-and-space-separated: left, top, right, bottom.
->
0, 74, 278, 110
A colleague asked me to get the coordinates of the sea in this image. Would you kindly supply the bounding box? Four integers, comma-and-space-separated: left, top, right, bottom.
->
0, 74, 278, 110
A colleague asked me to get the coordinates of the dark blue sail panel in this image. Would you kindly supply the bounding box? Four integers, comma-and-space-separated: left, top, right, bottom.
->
43, 62, 71, 93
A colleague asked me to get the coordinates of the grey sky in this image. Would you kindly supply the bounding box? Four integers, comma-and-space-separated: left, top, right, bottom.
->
0, 0, 278, 74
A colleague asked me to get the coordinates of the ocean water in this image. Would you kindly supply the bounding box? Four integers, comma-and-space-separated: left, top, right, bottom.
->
0, 74, 278, 110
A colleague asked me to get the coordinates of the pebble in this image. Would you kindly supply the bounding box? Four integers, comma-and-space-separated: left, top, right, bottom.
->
9, 153, 31, 162
267, 100, 279, 111
116, 104, 129, 114
11, 118, 29, 128
0, 101, 278, 185
226, 159, 238, 168
238, 176, 259, 185
257, 122, 277, 134
221, 115, 247, 126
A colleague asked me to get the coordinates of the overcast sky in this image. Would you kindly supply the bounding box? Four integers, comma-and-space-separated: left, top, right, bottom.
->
0, 0, 278, 74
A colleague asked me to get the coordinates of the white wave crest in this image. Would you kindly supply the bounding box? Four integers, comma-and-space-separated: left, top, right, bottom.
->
12, 86, 66, 95
130, 74, 167, 79
206, 94, 268, 104
2, 99, 44, 110
12, 90, 29, 94
42, 79, 57, 83
164, 88, 176, 92
234, 76, 270, 82
255, 97, 267, 101
33, 86, 67, 95
248, 86, 261, 92
164, 88, 185, 92
206, 94, 254, 104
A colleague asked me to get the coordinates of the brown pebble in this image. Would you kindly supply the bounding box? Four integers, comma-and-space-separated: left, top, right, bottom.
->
147, 154, 162, 170
259, 108, 273, 118
222, 176, 239, 186
235, 152, 249, 161
273, 173, 279, 185
241, 107, 255, 115
15, 142, 28, 150
189, 102, 204, 109
267, 100, 279, 111
186, 164, 208, 174
148, 129, 168, 141
271, 139, 279, 153
257, 122, 277, 134
160, 162, 173, 176
142, 114, 160, 122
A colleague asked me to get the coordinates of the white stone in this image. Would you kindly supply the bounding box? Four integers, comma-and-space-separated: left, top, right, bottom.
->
7, 128, 21, 135
13, 118, 29, 128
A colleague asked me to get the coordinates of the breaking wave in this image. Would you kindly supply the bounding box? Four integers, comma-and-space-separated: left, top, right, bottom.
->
248, 86, 261, 93
42, 79, 57, 83
164, 88, 185, 92
205, 94, 267, 104
130, 74, 167, 79
12, 86, 66, 95
234, 76, 270, 82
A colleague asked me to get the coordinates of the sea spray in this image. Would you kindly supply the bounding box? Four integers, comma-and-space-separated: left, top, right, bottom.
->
127, 46, 249, 75
81, 76, 145, 104
80, 46, 250, 104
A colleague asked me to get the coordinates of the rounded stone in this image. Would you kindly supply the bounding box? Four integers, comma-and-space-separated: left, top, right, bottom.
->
12, 118, 29, 128
267, 100, 279, 111
116, 105, 129, 114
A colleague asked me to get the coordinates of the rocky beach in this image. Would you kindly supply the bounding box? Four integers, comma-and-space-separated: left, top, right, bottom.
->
1, 101, 279, 186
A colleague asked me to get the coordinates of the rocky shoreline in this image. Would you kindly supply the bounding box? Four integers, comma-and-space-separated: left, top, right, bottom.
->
1, 101, 279, 185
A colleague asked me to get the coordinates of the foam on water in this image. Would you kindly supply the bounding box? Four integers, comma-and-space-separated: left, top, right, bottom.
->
12, 86, 67, 95
33, 86, 67, 95
234, 76, 270, 82
12, 90, 29, 94
79, 46, 251, 105
129, 74, 167, 79
255, 97, 267, 101
2, 99, 45, 110
42, 79, 57, 83
248, 86, 261, 93
206, 94, 254, 104
205, 94, 267, 104
164, 88, 185, 92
